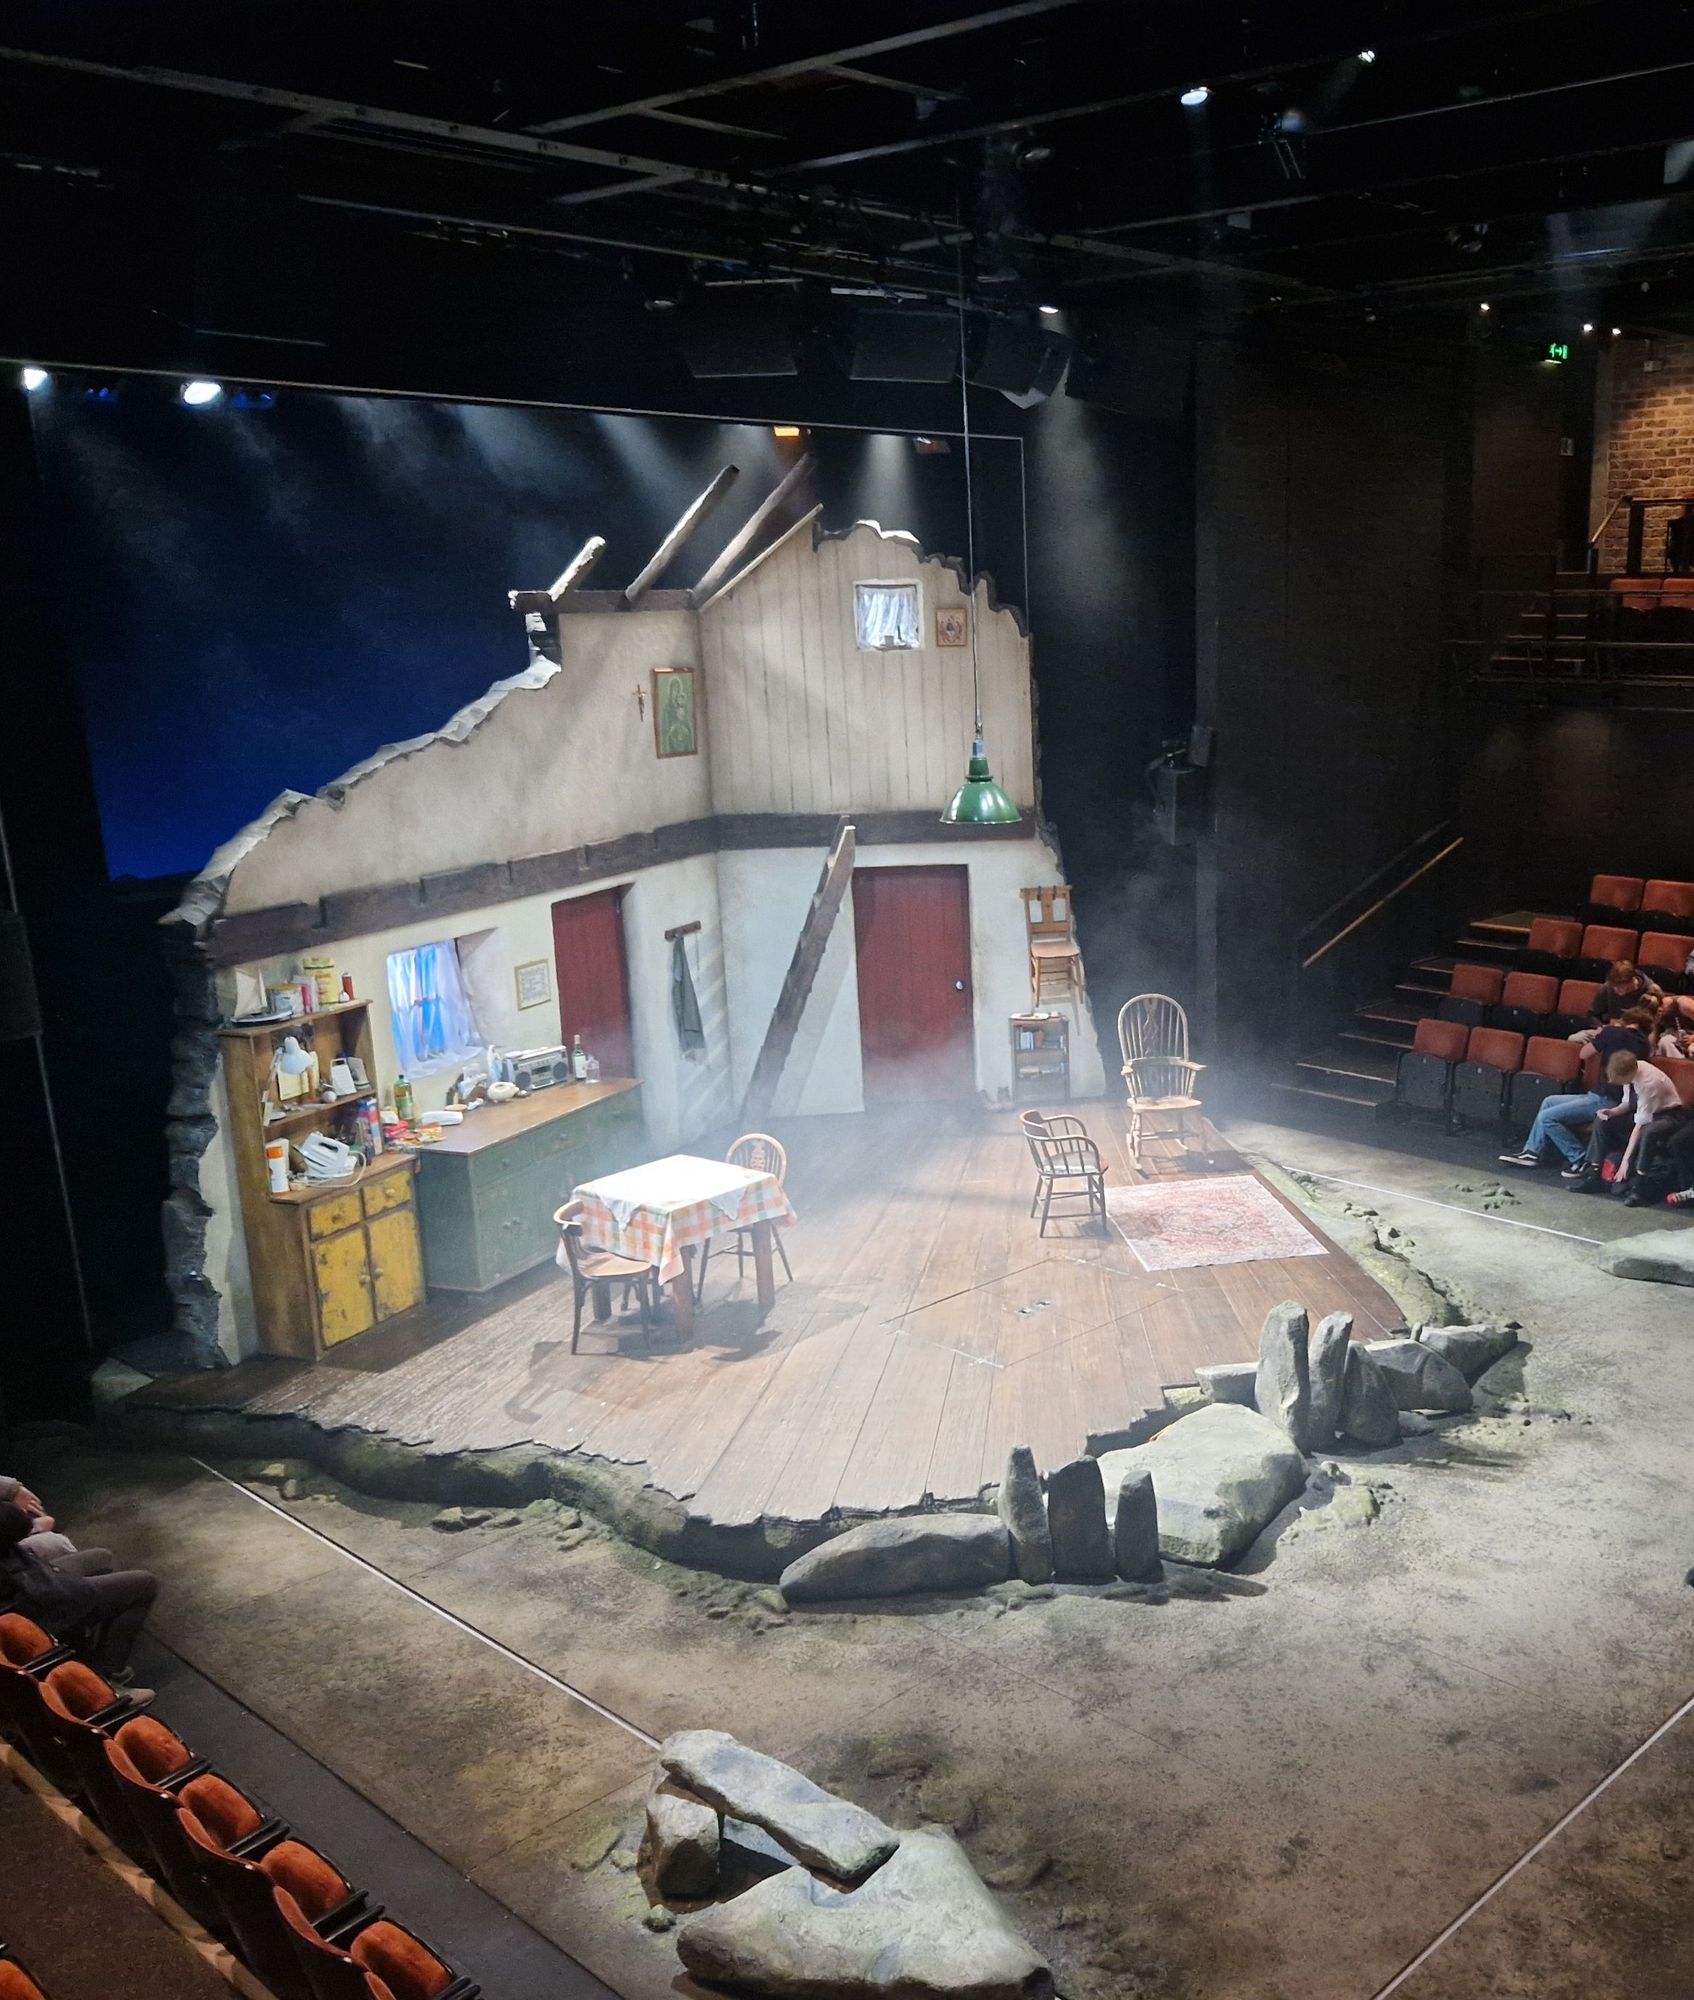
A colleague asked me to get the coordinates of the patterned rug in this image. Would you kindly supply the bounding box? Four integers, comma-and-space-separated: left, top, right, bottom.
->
1105, 1173, 1325, 1272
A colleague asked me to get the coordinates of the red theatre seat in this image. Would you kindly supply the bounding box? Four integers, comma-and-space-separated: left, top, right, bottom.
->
0, 1959, 49, 2000
1438, 963, 1505, 1028
1550, 978, 1601, 1037
1639, 880, 1694, 933
102, 1718, 220, 1928
1494, 971, 1558, 1037
1523, 917, 1583, 971
1659, 1058, 1694, 1110
1639, 933, 1691, 989
1452, 1026, 1525, 1126
37, 1662, 150, 1859
1510, 1036, 1585, 1128
1577, 925, 1639, 978
1588, 875, 1644, 918
1397, 1016, 1467, 1115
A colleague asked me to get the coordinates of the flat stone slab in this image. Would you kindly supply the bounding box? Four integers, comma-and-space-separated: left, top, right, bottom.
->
676, 1825, 1054, 1999
659, 1730, 899, 1884
1366, 1339, 1473, 1413
1098, 1403, 1307, 1567
779, 1516, 1012, 1604
1414, 1322, 1518, 1376
1195, 1360, 1257, 1406
1597, 1230, 1694, 1288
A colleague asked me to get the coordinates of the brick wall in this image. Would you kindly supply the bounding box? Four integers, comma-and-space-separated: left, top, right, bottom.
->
1601, 334, 1694, 569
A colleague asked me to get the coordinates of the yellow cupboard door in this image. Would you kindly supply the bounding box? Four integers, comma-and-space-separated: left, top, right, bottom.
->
367, 1207, 425, 1321
312, 1227, 376, 1348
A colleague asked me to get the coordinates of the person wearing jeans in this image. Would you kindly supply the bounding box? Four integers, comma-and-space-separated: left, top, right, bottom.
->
0, 1502, 157, 1682
1504, 1091, 1604, 1167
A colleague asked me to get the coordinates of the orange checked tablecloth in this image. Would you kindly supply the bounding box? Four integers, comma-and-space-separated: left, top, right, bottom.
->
571, 1153, 795, 1283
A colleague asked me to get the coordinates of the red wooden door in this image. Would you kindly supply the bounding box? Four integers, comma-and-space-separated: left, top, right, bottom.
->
551, 890, 634, 1078
852, 866, 974, 1103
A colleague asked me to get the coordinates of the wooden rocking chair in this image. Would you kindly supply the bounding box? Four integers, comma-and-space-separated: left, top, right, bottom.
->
1116, 994, 1206, 1166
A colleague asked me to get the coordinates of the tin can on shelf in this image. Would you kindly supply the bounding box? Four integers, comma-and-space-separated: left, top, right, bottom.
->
301, 955, 339, 1011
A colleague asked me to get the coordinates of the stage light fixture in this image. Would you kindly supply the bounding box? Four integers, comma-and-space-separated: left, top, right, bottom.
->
1582, 322, 1594, 334
1180, 85, 1209, 107
1038, 303, 1061, 316
1612, 326, 1623, 336
1358, 48, 1376, 63
1479, 301, 1491, 313
19, 366, 47, 391
180, 379, 224, 407
772, 425, 802, 439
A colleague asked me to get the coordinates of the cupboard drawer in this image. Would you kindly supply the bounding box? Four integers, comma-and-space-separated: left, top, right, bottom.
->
306, 1191, 363, 1239
363, 1168, 414, 1219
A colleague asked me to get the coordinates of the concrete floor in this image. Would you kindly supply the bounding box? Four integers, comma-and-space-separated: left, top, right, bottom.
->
13, 1112, 1694, 2000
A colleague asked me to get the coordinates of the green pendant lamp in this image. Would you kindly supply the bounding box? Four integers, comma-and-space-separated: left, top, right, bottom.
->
941, 216, 1020, 828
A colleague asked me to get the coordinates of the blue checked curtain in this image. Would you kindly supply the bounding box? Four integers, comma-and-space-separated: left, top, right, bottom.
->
854, 582, 920, 650
387, 939, 482, 1072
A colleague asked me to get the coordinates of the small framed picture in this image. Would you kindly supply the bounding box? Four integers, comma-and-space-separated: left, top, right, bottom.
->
935, 606, 968, 648
514, 958, 552, 1010
653, 665, 699, 758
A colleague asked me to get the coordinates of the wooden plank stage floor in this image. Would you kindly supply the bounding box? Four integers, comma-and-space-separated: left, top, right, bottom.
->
139, 1106, 1406, 1527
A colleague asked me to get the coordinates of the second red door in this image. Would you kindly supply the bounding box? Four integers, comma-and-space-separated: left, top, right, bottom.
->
551, 889, 634, 1078
851, 865, 974, 1103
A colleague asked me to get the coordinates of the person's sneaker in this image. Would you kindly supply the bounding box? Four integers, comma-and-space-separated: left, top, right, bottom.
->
1667, 1187, 1694, 1207
1498, 1151, 1540, 1168
1561, 1164, 1595, 1184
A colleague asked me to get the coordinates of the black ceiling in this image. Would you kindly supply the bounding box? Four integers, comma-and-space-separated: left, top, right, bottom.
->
7, 0, 1694, 353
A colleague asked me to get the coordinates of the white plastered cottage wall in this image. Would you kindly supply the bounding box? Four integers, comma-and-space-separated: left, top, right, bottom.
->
193, 524, 1099, 1359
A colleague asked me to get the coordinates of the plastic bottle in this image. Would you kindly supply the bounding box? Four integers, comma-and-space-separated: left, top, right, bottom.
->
571, 1034, 587, 1081
394, 1073, 415, 1123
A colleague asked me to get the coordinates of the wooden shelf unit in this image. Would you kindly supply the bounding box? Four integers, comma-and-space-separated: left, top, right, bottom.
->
219, 1002, 425, 1358
1010, 1011, 1070, 1106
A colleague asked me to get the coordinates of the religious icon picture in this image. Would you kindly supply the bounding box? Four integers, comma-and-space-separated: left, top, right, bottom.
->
653, 665, 699, 758
514, 958, 552, 1010
935, 606, 968, 647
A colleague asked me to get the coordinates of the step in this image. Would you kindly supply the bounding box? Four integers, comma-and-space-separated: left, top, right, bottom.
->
1454, 937, 1518, 961
1357, 998, 1425, 1025
1266, 1079, 1389, 1112
1472, 912, 1536, 939
1294, 1043, 1399, 1087
1394, 979, 1445, 1002
1413, 953, 1455, 975
1340, 1024, 1416, 1052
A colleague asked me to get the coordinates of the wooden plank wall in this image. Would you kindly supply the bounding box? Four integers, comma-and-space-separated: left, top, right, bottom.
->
699, 523, 1034, 817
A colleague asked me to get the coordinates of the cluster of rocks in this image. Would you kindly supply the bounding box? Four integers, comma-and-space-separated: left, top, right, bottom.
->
1198, 1306, 1518, 1451
642, 1729, 1053, 1998
776, 1444, 1161, 1605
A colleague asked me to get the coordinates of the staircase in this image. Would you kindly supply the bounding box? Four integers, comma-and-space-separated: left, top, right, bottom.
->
1479, 573, 1595, 682
1276, 910, 1541, 1113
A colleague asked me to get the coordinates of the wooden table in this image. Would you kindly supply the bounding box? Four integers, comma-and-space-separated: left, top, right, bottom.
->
572, 1152, 795, 1338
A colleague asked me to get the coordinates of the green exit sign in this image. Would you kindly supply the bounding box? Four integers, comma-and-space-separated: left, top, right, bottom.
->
1546, 340, 1570, 362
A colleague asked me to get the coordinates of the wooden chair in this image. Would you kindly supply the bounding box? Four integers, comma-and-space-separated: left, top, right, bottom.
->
1117, 994, 1206, 1165
1018, 1110, 1108, 1235
695, 1134, 793, 1302
553, 1201, 661, 1353
1022, 886, 1085, 1010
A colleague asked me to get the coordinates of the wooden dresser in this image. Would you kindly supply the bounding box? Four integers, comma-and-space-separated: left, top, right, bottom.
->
413, 1079, 645, 1293
220, 1002, 426, 1359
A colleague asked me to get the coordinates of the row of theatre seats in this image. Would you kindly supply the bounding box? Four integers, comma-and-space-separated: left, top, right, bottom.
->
1398, 1020, 1694, 1130
1498, 920, 1694, 989
1583, 873, 1694, 932
0, 1614, 479, 2000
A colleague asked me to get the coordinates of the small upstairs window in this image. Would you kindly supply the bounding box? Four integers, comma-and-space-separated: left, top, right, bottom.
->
387, 938, 483, 1073
854, 580, 921, 651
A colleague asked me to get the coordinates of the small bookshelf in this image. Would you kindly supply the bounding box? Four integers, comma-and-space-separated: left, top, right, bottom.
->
1010, 1012, 1070, 1105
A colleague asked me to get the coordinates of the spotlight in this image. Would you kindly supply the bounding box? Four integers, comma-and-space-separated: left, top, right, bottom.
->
180, 379, 223, 407
1479, 301, 1491, 313
19, 366, 48, 392
1015, 139, 1054, 167
1038, 303, 1061, 316
1180, 85, 1209, 107
1582, 322, 1594, 334
1612, 326, 1623, 336
1358, 48, 1376, 63
771, 425, 802, 439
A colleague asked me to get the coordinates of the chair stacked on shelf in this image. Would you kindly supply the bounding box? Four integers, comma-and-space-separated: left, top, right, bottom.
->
0, 1613, 478, 2000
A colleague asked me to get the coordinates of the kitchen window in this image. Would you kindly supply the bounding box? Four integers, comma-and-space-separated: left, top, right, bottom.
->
387, 938, 483, 1073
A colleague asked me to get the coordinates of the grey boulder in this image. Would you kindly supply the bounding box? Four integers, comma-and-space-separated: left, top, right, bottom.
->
1306, 1312, 1353, 1447
659, 1731, 898, 1883
1255, 1301, 1311, 1450
1098, 1403, 1306, 1567
1195, 1360, 1258, 1407
779, 1516, 1012, 1604
1415, 1323, 1517, 1376
1112, 1467, 1160, 1580
644, 1776, 720, 1899
1366, 1338, 1474, 1414
1598, 1233, 1694, 1288
995, 1446, 1054, 1585
1046, 1456, 1113, 1580
1339, 1344, 1401, 1446
676, 1825, 1054, 2000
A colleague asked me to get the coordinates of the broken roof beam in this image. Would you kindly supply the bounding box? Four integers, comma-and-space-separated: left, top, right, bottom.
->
742, 817, 856, 1124
689, 454, 817, 610
697, 503, 823, 613
507, 534, 607, 615
625, 466, 740, 606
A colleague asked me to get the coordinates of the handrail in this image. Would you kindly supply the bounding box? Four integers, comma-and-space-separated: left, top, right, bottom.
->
1298, 830, 1464, 972
1589, 496, 1626, 551
1296, 818, 1457, 954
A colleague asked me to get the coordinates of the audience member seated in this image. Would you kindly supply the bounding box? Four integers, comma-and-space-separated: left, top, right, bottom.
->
1626, 1091, 1694, 1207
0, 1476, 114, 1579
0, 1503, 157, 1684
1564, 1052, 1682, 1194
1570, 961, 1660, 1043
1654, 994, 1694, 1060
1501, 1012, 1652, 1170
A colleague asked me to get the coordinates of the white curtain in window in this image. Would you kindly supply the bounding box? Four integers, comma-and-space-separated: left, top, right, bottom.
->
387, 940, 482, 1073
854, 582, 920, 650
